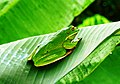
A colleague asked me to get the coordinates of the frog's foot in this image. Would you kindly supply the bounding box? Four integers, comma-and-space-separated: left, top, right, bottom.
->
64, 49, 74, 57
28, 56, 32, 60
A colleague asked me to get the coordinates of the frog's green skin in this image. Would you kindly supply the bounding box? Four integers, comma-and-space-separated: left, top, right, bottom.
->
29, 26, 81, 67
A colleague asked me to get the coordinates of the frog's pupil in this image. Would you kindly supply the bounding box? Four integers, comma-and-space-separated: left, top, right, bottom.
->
71, 26, 75, 31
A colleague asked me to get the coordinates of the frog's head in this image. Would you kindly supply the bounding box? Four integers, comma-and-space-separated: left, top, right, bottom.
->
56, 25, 79, 39
65, 25, 79, 35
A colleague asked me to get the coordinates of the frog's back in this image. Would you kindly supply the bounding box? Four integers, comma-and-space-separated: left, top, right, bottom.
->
38, 26, 78, 53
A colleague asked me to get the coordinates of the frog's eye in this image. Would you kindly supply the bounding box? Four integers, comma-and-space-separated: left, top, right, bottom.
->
71, 26, 76, 31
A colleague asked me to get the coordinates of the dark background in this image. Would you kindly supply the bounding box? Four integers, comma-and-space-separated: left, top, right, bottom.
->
72, 0, 120, 26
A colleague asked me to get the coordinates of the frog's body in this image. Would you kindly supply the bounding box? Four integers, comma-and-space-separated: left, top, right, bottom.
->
28, 26, 81, 67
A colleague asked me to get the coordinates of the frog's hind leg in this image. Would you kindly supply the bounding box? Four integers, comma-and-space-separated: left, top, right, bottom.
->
34, 48, 67, 67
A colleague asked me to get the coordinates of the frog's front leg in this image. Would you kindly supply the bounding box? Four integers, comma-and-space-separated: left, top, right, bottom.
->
63, 38, 82, 49
33, 48, 67, 67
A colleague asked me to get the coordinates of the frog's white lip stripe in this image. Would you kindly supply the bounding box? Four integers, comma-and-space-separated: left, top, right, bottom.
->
72, 38, 82, 43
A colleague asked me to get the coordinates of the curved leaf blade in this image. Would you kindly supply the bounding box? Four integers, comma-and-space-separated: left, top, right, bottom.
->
0, 22, 120, 84
80, 46, 120, 84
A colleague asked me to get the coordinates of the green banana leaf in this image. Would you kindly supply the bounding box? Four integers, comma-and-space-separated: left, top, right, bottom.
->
80, 46, 120, 84
0, 0, 94, 44
0, 21, 120, 84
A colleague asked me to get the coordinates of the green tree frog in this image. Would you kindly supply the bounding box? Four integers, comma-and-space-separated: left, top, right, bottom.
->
28, 26, 81, 67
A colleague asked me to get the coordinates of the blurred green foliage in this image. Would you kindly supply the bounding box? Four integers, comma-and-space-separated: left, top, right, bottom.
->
78, 14, 110, 28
